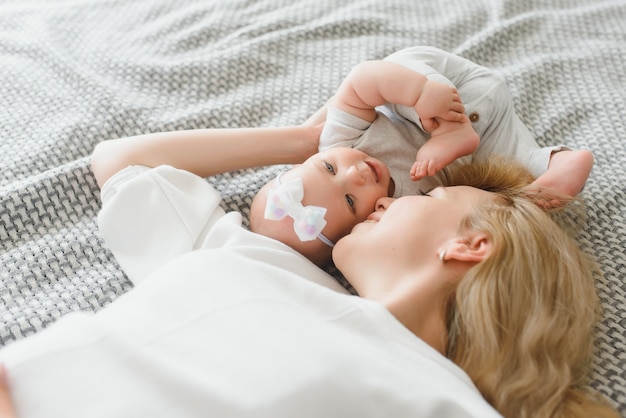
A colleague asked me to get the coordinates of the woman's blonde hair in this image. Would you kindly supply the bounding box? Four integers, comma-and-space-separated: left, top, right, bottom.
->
445, 156, 618, 418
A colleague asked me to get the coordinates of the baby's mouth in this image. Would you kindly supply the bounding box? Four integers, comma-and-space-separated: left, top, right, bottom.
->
365, 160, 379, 183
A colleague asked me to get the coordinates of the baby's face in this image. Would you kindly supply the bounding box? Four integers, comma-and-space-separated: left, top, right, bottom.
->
285, 147, 393, 244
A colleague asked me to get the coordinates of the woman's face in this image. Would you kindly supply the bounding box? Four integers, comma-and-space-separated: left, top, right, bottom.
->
332, 185, 494, 281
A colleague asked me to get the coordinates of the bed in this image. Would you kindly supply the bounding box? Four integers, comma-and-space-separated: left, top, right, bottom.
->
0, 0, 624, 414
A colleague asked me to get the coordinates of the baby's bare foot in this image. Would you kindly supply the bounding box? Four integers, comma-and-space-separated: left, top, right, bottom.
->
533, 149, 594, 197
411, 121, 479, 180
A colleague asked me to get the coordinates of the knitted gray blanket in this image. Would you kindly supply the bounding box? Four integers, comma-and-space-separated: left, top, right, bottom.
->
1, 0, 624, 413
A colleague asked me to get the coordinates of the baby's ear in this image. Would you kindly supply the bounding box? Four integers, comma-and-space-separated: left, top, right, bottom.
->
443, 233, 491, 263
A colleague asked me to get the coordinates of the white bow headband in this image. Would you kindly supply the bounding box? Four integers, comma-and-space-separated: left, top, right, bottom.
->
264, 174, 335, 247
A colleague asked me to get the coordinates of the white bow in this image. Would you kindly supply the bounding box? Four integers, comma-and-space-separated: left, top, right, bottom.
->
264, 175, 334, 246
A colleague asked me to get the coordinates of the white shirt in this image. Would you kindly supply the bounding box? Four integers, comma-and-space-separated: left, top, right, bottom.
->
0, 165, 501, 418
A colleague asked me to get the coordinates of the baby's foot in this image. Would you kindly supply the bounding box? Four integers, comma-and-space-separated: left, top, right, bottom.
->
411, 120, 479, 180
532, 149, 594, 197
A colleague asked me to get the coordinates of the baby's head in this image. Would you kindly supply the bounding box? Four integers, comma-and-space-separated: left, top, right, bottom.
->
250, 148, 393, 266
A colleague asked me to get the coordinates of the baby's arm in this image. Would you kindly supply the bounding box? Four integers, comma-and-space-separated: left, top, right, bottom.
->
327, 60, 465, 125
91, 124, 321, 188
327, 59, 477, 180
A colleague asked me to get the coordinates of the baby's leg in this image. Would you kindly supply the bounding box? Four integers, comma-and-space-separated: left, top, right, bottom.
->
411, 119, 479, 180
532, 149, 594, 197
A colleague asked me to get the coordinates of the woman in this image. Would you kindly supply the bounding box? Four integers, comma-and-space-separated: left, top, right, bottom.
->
0, 157, 617, 417
336, 159, 618, 417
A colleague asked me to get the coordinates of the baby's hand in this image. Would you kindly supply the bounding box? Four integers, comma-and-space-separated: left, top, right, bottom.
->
415, 80, 465, 130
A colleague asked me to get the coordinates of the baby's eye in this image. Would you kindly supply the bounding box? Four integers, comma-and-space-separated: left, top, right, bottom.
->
345, 195, 355, 212
323, 160, 335, 175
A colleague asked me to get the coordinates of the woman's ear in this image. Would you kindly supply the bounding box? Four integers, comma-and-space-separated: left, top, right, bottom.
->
442, 233, 491, 263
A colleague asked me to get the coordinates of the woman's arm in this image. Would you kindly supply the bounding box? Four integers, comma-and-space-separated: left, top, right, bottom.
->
91, 123, 322, 188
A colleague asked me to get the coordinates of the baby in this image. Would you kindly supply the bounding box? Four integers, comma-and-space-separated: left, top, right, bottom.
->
318, 46, 593, 200
252, 47, 594, 265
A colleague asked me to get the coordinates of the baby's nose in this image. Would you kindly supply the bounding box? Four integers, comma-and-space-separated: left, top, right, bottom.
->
346, 165, 365, 185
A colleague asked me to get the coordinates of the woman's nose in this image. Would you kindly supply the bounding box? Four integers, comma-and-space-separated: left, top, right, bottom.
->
375, 197, 394, 211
